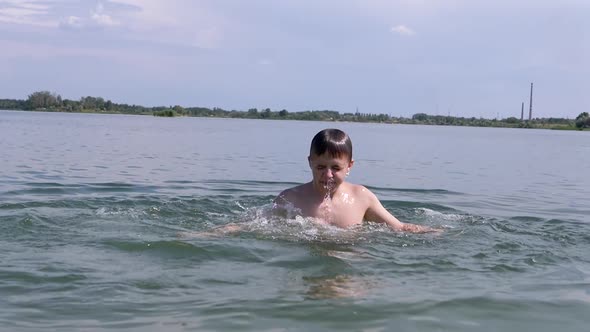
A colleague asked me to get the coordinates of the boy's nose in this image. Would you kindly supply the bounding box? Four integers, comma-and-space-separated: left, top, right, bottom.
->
325, 169, 333, 178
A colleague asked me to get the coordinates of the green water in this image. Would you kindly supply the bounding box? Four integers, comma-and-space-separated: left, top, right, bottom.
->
1, 111, 589, 331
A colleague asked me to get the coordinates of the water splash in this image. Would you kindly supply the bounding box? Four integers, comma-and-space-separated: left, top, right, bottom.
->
320, 178, 335, 224
323, 178, 335, 193
416, 208, 465, 222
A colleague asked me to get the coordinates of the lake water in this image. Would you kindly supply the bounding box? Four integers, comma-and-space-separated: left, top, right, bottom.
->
1, 110, 589, 331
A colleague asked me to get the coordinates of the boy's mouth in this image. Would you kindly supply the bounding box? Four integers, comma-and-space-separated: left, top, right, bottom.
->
320, 179, 335, 189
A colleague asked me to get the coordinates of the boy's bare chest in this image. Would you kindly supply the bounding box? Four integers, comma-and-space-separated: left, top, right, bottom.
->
299, 195, 367, 228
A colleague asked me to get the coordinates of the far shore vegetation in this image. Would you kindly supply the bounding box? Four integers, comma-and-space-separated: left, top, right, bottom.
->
1, 91, 589, 131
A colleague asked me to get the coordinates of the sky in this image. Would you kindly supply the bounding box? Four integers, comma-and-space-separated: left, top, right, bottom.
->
0, 0, 588, 119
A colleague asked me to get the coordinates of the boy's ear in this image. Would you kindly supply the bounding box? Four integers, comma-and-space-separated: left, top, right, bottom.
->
348, 159, 355, 168
307, 156, 311, 167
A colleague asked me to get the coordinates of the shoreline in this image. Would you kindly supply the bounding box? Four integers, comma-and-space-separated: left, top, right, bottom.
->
1, 108, 587, 131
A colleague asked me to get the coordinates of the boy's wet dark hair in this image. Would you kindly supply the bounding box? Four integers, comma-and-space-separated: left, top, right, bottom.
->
309, 129, 353, 161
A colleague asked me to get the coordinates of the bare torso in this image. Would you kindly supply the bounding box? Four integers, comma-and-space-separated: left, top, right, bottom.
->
275, 182, 371, 228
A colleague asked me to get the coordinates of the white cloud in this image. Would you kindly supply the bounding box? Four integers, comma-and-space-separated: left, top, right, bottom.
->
0, 1, 120, 29
91, 3, 118, 26
391, 25, 415, 36
60, 15, 82, 28
91, 12, 117, 26
0, 0, 56, 26
57, 2, 119, 29
1, 1, 227, 48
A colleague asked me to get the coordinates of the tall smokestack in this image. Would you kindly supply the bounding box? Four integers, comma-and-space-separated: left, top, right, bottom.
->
528, 82, 533, 121
521, 102, 524, 121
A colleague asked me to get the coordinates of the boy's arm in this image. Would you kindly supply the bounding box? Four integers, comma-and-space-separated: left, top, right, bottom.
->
271, 190, 291, 218
271, 187, 305, 218
177, 223, 242, 238
363, 188, 437, 233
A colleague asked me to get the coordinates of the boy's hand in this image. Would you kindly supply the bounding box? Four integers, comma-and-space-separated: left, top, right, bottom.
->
401, 223, 443, 234
177, 224, 243, 239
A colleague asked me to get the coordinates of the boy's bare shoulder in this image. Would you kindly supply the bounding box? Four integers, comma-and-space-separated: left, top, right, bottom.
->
347, 183, 379, 202
275, 183, 310, 204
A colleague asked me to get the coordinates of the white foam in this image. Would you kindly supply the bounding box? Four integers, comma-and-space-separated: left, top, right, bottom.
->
95, 206, 144, 219
416, 207, 464, 221
233, 204, 362, 243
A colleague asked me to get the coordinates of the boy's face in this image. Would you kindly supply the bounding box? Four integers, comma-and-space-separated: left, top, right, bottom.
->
308, 152, 354, 193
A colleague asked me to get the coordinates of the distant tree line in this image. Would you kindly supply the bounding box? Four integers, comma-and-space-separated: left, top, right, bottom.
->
0, 91, 152, 114
0, 91, 587, 130
575, 112, 590, 129
406, 113, 578, 129
0, 91, 399, 122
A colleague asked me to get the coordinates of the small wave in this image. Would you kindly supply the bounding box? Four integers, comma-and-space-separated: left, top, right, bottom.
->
0, 270, 87, 284
104, 239, 208, 254
202, 179, 300, 186
88, 182, 161, 193
416, 208, 466, 222
95, 206, 146, 219
365, 185, 462, 195
94, 207, 151, 219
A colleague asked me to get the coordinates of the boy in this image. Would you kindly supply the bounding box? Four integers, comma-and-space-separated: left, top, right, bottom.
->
274, 128, 436, 233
